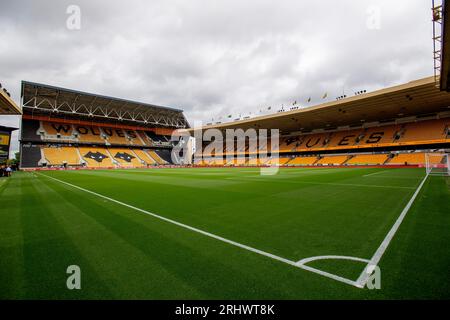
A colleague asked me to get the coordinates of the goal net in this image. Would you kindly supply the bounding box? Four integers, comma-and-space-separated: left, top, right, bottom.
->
425, 153, 450, 176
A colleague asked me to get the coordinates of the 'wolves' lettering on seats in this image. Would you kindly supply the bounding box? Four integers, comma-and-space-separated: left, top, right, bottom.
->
306, 137, 320, 148
366, 132, 384, 144
51, 124, 71, 134
76, 126, 101, 135
103, 128, 125, 137
338, 135, 356, 146
338, 132, 385, 146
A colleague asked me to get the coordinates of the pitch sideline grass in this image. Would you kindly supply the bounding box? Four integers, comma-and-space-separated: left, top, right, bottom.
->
0, 167, 449, 299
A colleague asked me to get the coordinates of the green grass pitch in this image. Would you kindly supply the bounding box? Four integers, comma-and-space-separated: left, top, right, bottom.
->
0, 167, 449, 299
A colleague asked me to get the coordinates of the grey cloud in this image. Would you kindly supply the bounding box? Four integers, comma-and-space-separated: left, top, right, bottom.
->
0, 0, 434, 156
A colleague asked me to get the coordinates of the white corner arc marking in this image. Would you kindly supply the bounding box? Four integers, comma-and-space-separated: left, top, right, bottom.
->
297, 255, 371, 266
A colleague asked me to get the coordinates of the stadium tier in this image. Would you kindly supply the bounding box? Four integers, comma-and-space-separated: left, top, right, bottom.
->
31, 120, 168, 146
21, 118, 179, 168
277, 118, 449, 152
19, 81, 189, 169
19, 77, 450, 169
192, 78, 450, 168
193, 116, 449, 167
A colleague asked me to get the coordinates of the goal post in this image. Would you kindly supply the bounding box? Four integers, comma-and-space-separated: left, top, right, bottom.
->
425, 153, 450, 176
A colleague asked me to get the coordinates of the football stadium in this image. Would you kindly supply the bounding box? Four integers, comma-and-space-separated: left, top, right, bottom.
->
0, 1, 449, 305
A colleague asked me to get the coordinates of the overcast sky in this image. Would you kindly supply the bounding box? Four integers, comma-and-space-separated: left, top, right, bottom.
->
0, 0, 434, 155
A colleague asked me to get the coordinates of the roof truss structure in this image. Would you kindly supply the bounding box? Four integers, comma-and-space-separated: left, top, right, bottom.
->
21, 81, 189, 128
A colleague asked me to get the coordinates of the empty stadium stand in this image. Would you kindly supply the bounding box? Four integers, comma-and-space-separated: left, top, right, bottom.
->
110, 148, 144, 167
43, 147, 81, 166
316, 155, 349, 166
287, 156, 318, 166
389, 153, 426, 165
132, 149, 157, 165
346, 154, 389, 165
20, 119, 177, 168
153, 149, 173, 164
79, 147, 116, 168
18, 79, 450, 170
277, 118, 449, 152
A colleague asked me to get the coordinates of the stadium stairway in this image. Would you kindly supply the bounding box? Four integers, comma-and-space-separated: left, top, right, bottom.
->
147, 150, 165, 164
154, 149, 173, 164
133, 149, 156, 165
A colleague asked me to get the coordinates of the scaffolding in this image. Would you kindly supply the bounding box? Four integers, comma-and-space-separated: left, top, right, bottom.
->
432, 0, 444, 87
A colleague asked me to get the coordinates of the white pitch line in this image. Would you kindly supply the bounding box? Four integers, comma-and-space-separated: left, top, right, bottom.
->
363, 170, 391, 177
355, 173, 429, 288
226, 176, 415, 190
37, 172, 361, 288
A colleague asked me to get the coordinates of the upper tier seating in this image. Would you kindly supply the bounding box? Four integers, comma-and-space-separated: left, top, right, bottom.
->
401, 119, 450, 142
102, 128, 143, 145
22, 120, 170, 146
42, 122, 74, 137
73, 125, 106, 144
277, 118, 449, 152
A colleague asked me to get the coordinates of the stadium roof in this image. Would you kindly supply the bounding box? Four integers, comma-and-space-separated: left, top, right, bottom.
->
21, 81, 189, 128
0, 86, 21, 115
193, 76, 450, 134
0, 125, 18, 132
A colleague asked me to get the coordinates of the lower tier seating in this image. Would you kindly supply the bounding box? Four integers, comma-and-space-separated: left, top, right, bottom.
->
132, 149, 156, 165
148, 150, 167, 164
316, 155, 349, 165
43, 147, 81, 165
287, 156, 318, 165
79, 147, 116, 168
109, 148, 144, 167
346, 154, 388, 165
388, 153, 426, 165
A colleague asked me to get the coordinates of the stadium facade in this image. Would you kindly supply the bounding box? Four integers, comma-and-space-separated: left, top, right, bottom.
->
193, 76, 450, 168
18, 77, 450, 170
19, 81, 190, 169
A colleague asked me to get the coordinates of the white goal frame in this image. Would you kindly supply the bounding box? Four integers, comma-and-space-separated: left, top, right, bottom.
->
425, 153, 450, 176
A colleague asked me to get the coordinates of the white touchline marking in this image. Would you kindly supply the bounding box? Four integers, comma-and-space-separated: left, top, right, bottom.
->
355, 173, 429, 288
363, 170, 391, 177
225, 177, 415, 190
37, 172, 362, 288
